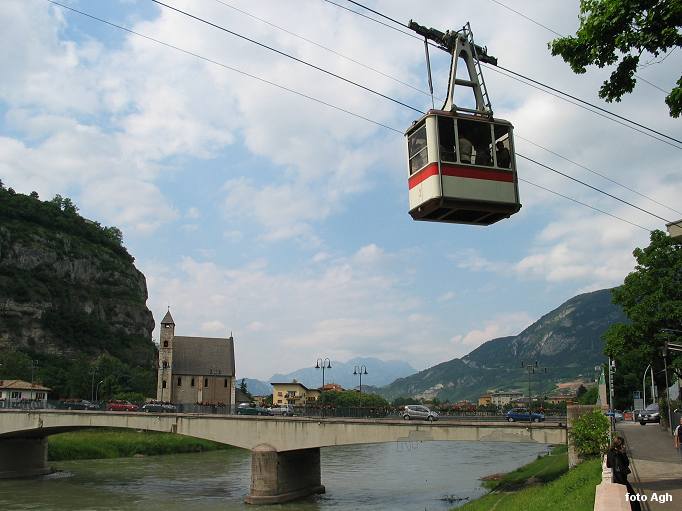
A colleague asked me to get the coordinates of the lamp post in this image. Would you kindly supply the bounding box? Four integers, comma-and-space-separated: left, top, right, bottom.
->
315, 358, 331, 390
521, 361, 547, 419
353, 365, 368, 393
95, 380, 104, 402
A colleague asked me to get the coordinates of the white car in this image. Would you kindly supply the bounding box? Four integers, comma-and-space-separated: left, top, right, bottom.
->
402, 404, 438, 421
268, 405, 295, 416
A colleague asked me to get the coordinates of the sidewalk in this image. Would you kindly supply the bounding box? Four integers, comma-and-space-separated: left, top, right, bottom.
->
616, 421, 682, 510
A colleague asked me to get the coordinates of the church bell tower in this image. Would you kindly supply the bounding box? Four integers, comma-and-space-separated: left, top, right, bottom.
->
157, 309, 175, 402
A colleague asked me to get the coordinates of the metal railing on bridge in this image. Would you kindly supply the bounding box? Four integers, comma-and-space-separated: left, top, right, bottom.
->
0, 399, 566, 423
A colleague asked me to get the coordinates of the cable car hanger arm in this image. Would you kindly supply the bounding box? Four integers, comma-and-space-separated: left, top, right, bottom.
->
407, 20, 497, 66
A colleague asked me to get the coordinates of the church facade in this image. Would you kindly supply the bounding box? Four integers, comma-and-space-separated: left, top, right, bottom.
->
156, 310, 236, 406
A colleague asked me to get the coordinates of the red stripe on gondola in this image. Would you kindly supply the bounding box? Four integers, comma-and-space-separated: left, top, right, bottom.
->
408, 162, 514, 189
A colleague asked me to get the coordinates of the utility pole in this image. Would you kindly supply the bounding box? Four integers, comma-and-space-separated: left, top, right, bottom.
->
30, 360, 38, 400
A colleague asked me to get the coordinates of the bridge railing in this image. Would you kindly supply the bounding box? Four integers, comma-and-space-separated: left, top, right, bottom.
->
0, 399, 566, 422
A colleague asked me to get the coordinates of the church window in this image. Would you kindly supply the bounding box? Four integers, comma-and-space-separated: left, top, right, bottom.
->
162, 380, 167, 389
224, 378, 228, 388
162, 361, 168, 369
164, 324, 171, 328
163, 340, 168, 347
191, 378, 195, 387
177, 377, 182, 386
204, 378, 209, 387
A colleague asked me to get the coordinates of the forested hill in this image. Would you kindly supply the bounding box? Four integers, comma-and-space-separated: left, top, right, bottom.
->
0, 185, 156, 398
379, 288, 626, 402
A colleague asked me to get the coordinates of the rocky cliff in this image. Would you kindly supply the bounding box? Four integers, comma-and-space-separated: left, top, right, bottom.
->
0, 187, 156, 397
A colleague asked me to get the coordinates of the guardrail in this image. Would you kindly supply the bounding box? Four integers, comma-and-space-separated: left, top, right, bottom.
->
0, 399, 566, 423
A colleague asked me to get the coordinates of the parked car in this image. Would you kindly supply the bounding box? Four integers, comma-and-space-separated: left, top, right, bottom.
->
236, 403, 273, 416
402, 405, 439, 421
58, 399, 99, 411
105, 400, 139, 412
506, 408, 545, 422
639, 404, 660, 425
268, 405, 295, 416
141, 402, 177, 413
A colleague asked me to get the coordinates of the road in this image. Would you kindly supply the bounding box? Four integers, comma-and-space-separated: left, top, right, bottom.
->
617, 421, 682, 510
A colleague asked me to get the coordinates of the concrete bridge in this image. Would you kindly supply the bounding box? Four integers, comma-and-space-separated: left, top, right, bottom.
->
0, 410, 567, 504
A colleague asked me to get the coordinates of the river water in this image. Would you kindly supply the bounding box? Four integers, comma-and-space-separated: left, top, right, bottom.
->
0, 441, 549, 510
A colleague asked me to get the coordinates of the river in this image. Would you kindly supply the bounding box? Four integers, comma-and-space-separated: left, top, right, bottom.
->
0, 441, 549, 510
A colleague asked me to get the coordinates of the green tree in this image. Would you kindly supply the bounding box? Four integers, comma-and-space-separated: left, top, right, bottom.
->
549, 0, 682, 117
604, 230, 682, 401
570, 409, 610, 457
239, 379, 252, 399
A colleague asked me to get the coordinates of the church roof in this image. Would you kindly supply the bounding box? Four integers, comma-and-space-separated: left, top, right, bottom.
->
172, 336, 235, 376
161, 310, 175, 325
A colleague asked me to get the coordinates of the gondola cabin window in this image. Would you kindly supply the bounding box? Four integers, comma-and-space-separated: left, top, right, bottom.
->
408, 123, 428, 174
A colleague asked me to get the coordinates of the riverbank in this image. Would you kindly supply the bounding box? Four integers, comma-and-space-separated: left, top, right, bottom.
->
48, 429, 233, 461
458, 445, 602, 511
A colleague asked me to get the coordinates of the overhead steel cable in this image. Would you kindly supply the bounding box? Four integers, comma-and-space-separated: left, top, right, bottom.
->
487, 0, 671, 95
207, 0, 681, 216
320, 0, 419, 39
493, 63, 682, 146
327, 0, 682, 148
518, 178, 651, 232
482, 63, 681, 150
148, 0, 423, 114
45, 1, 402, 134
517, 154, 672, 224
210, 0, 434, 98
46, 0, 659, 232
515, 135, 682, 216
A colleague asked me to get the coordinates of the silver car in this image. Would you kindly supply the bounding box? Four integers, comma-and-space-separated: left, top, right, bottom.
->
402, 404, 438, 421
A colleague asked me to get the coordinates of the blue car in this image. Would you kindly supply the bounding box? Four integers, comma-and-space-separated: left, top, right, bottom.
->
506, 408, 545, 422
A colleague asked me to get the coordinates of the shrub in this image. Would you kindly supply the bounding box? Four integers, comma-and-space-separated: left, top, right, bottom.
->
570, 409, 610, 458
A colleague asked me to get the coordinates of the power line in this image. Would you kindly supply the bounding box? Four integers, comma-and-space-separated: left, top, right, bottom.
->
46, 0, 660, 233
488, 0, 671, 95
208, 0, 681, 216
46, 1, 401, 134
517, 154, 671, 224
515, 135, 682, 216
210, 0, 433, 98
328, 0, 682, 148
320, 0, 419, 39
149, 0, 423, 114
483, 63, 681, 150
518, 178, 651, 232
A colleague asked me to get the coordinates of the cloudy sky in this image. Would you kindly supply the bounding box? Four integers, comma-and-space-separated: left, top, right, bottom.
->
1, 0, 680, 380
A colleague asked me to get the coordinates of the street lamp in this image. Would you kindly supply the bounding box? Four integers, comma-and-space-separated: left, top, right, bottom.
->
95, 380, 104, 402
315, 358, 332, 390
521, 361, 547, 417
353, 365, 368, 393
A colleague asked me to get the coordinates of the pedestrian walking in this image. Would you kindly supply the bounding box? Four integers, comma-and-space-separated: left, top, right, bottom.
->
674, 418, 682, 458
607, 436, 641, 511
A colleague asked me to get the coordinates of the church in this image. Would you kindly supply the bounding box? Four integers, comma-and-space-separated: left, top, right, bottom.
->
156, 310, 236, 406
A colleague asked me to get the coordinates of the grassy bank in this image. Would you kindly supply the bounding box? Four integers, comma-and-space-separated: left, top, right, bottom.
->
48, 429, 233, 461
459, 446, 601, 511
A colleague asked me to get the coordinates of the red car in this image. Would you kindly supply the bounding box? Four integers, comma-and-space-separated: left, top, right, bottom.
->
106, 400, 139, 412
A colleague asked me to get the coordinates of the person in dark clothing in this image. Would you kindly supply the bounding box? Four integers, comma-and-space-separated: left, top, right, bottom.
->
607, 436, 641, 511
496, 141, 511, 168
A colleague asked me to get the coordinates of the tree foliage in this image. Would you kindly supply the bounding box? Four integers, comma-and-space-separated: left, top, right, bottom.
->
550, 0, 682, 117
570, 409, 610, 457
604, 230, 682, 403
318, 390, 389, 408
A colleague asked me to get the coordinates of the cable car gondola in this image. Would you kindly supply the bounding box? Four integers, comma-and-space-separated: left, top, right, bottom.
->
406, 22, 521, 226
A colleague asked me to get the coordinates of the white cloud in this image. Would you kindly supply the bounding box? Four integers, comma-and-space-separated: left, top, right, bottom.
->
451, 312, 534, 348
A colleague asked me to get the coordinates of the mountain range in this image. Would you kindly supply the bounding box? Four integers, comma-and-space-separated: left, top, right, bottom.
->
378, 288, 624, 402
241, 288, 623, 402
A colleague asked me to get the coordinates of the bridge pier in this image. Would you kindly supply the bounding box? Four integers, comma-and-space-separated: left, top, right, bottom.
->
0, 437, 51, 479
245, 444, 325, 505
